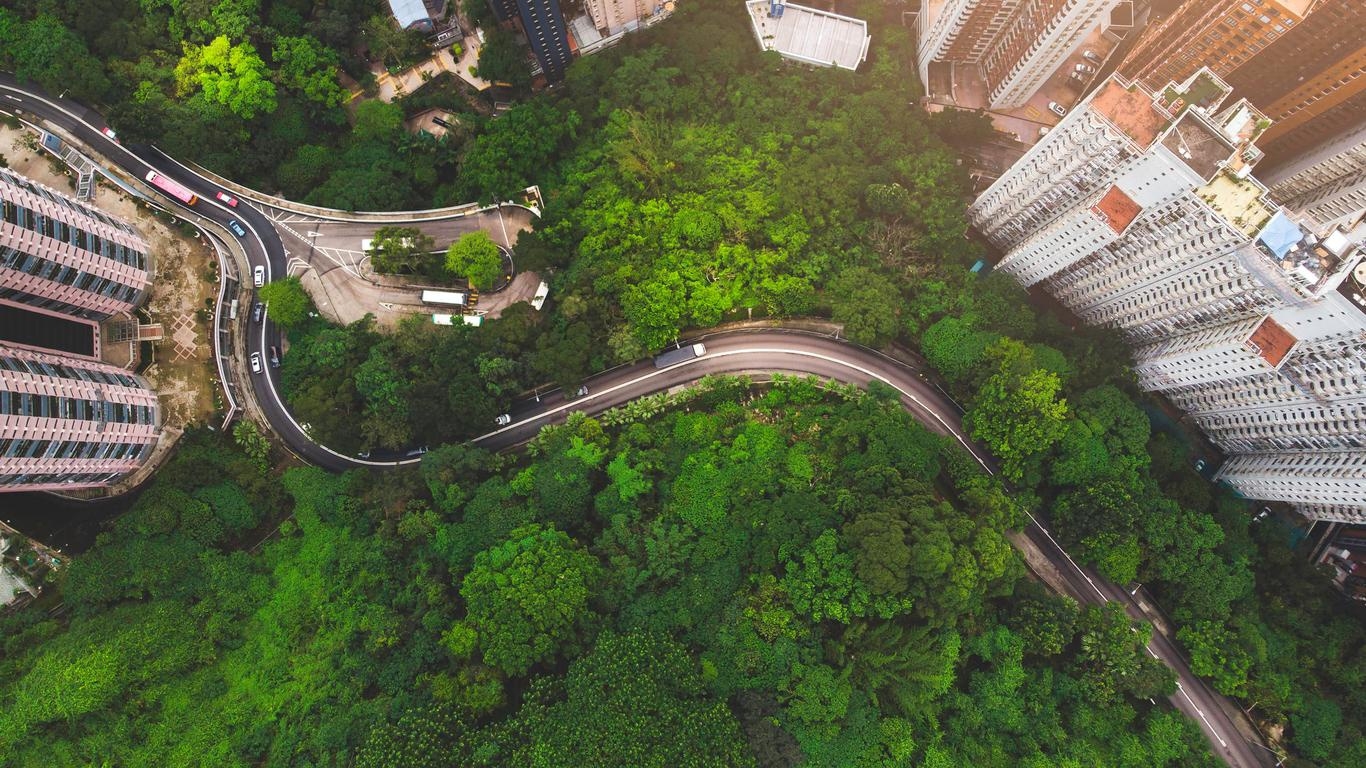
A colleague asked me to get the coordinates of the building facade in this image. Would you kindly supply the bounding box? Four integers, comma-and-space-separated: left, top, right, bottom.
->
970, 69, 1366, 523
584, 0, 651, 35
1221, 0, 1366, 165
491, 0, 573, 82
1117, 0, 1366, 169
1261, 124, 1366, 223
0, 343, 160, 493
1118, 0, 1314, 92
918, 0, 1118, 109
0, 166, 151, 320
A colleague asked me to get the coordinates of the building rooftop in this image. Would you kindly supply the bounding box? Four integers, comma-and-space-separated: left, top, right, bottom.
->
1197, 170, 1276, 236
388, 0, 433, 29
1253, 209, 1364, 296
745, 0, 870, 72
1162, 113, 1237, 181
1339, 255, 1366, 317
1160, 69, 1232, 114
1091, 185, 1143, 234
1089, 79, 1170, 150
1245, 316, 1297, 368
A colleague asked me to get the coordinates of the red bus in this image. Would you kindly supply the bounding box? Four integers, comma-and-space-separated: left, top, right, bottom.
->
144, 170, 197, 205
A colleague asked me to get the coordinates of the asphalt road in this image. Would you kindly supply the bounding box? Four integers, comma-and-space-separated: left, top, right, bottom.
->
0, 77, 1273, 768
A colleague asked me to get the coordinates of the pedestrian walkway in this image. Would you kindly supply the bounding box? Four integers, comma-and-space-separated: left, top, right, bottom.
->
367, 40, 492, 104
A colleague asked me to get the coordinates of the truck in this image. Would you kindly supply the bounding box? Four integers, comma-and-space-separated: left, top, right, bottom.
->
654, 342, 706, 369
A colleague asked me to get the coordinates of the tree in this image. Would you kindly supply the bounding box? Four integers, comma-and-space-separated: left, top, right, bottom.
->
474, 27, 532, 90
272, 35, 348, 111
1071, 603, 1175, 704
445, 231, 504, 289
175, 36, 278, 120
828, 267, 902, 347
368, 226, 437, 276
231, 420, 269, 471
780, 662, 851, 740
498, 631, 753, 767
458, 100, 580, 202
5, 14, 109, 102
782, 529, 870, 624
921, 316, 1001, 386
965, 343, 1069, 484
1178, 621, 1251, 697
257, 276, 311, 329
1291, 696, 1341, 762
362, 14, 429, 68
459, 524, 600, 676
355, 704, 476, 768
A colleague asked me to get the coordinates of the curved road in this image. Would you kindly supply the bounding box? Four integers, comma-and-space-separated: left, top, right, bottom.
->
0, 78, 1273, 768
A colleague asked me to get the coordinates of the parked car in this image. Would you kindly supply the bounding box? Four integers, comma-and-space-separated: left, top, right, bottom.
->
253, 265, 265, 287
494, 413, 512, 426
1194, 458, 1208, 473
250, 352, 263, 374
227, 219, 247, 238
269, 345, 280, 368
1082, 49, 1101, 63
252, 302, 263, 323
576, 385, 589, 398
215, 191, 239, 207
100, 126, 118, 142
1074, 63, 1096, 75
1047, 101, 1067, 117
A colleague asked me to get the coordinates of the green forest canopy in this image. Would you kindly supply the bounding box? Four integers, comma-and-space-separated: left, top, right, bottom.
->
1, 1, 1362, 765
0, 380, 1216, 767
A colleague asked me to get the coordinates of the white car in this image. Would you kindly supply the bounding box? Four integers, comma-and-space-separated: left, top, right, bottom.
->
1047, 101, 1067, 117
250, 352, 263, 374
1082, 49, 1101, 64
253, 265, 265, 287
494, 413, 512, 426
1074, 63, 1096, 75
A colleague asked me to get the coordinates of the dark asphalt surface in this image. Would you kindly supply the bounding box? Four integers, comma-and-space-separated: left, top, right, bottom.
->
0, 76, 1273, 768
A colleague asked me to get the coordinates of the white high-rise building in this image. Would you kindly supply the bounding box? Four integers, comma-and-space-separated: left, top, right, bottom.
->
918, 0, 1118, 109
971, 68, 1366, 523
1261, 125, 1366, 224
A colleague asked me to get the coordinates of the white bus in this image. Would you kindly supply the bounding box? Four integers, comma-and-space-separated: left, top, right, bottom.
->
421, 290, 467, 307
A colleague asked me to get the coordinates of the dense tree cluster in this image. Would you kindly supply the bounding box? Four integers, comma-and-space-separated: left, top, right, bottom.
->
917, 253, 1366, 768
0, 0, 462, 208
0, 382, 1216, 766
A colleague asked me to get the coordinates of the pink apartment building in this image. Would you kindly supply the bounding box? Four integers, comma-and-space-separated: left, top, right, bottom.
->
0, 166, 151, 320
0, 167, 161, 492
0, 343, 161, 492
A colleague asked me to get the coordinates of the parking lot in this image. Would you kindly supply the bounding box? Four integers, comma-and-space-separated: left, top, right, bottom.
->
925, 24, 1123, 148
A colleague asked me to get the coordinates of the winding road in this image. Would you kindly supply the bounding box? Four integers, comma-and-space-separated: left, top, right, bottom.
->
0, 76, 1275, 768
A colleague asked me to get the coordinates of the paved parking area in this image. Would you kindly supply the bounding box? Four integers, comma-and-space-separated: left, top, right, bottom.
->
925, 25, 1123, 147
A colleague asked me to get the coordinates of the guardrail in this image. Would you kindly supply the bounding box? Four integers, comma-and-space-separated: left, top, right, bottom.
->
154, 148, 544, 223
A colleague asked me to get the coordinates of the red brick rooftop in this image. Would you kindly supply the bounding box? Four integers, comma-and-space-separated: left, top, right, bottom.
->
1091, 186, 1143, 234
1247, 316, 1297, 368
1090, 79, 1170, 150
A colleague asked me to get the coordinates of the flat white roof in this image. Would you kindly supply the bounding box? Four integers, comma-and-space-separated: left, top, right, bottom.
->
746, 1, 870, 72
